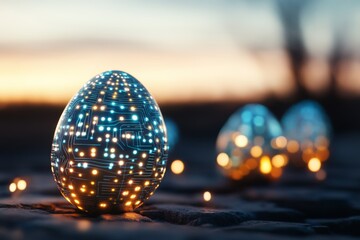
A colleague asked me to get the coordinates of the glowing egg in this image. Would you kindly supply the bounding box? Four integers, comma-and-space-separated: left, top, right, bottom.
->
216, 104, 287, 181
51, 70, 168, 213
282, 100, 331, 171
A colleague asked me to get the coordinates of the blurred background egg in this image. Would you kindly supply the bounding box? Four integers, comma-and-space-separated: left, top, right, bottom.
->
216, 104, 288, 181
282, 100, 331, 173
164, 118, 180, 151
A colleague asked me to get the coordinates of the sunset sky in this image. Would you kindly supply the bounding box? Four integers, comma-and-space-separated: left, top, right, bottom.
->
0, 0, 359, 105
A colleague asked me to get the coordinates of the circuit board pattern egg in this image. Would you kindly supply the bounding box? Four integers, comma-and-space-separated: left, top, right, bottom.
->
51, 70, 168, 213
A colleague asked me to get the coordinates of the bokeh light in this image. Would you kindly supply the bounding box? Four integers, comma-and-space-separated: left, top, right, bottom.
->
9, 183, 17, 193
203, 191, 212, 202
171, 160, 185, 175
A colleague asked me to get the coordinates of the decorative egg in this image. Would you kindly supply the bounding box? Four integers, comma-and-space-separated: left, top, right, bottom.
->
51, 70, 168, 213
216, 104, 287, 181
282, 100, 331, 173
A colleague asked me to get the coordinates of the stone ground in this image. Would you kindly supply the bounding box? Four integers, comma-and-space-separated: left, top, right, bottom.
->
1, 136, 360, 240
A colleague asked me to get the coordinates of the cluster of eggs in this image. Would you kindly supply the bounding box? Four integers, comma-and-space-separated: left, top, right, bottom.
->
216, 101, 331, 181
50, 70, 330, 213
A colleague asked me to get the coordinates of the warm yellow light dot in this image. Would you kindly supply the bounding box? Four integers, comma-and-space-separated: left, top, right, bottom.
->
171, 160, 185, 174
287, 140, 300, 153
122, 191, 129, 196
9, 183, 17, 192
128, 180, 133, 184
144, 181, 150, 186
91, 181, 95, 185
130, 106, 136, 111
260, 156, 272, 174
234, 134, 248, 148
216, 153, 230, 167
91, 148, 96, 153
119, 160, 124, 166
135, 200, 141, 205
203, 191, 212, 202
142, 153, 147, 158
112, 138, 118, 142
119, 116, 124, 121
79, 152, 85, 157
125, 201, 132, 206
69, 185, 74, 190
17, 180, 27, 191
92, 169, 98, 175
308, 157, 321, 172
272, 136, 287, 149
110, 148, 115, 153
250, 146, 263, 158
130, 194, 136, 199
74, 199, 80, 204
69, 168, 74, 173
135, 186, 141, 191
68, 148, 73, 152
99, 203, 107, 208
271, 154, 287, 168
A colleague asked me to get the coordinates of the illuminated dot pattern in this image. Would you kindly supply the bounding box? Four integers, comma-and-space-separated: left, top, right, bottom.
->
51, 70, 168, 213
216, 104, 286, 180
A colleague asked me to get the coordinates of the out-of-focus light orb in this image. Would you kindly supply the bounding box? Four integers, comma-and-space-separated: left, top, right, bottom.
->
9, 182, 17, 193
164, 118, 179, 151
51, 70, 168, 213
171, 159, 185, 175
17, 180, 27, 191
203, 191, 212, 202
9, 178, 28, 193
216, 104, 286, 181
308, 157, 321, 172
282, 100, 331, 172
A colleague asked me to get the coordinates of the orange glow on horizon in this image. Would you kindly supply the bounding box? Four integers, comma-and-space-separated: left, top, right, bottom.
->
0, 48, 294, 106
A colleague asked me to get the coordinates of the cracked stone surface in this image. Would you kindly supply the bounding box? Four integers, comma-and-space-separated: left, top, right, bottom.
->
1, 137, 360, 240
